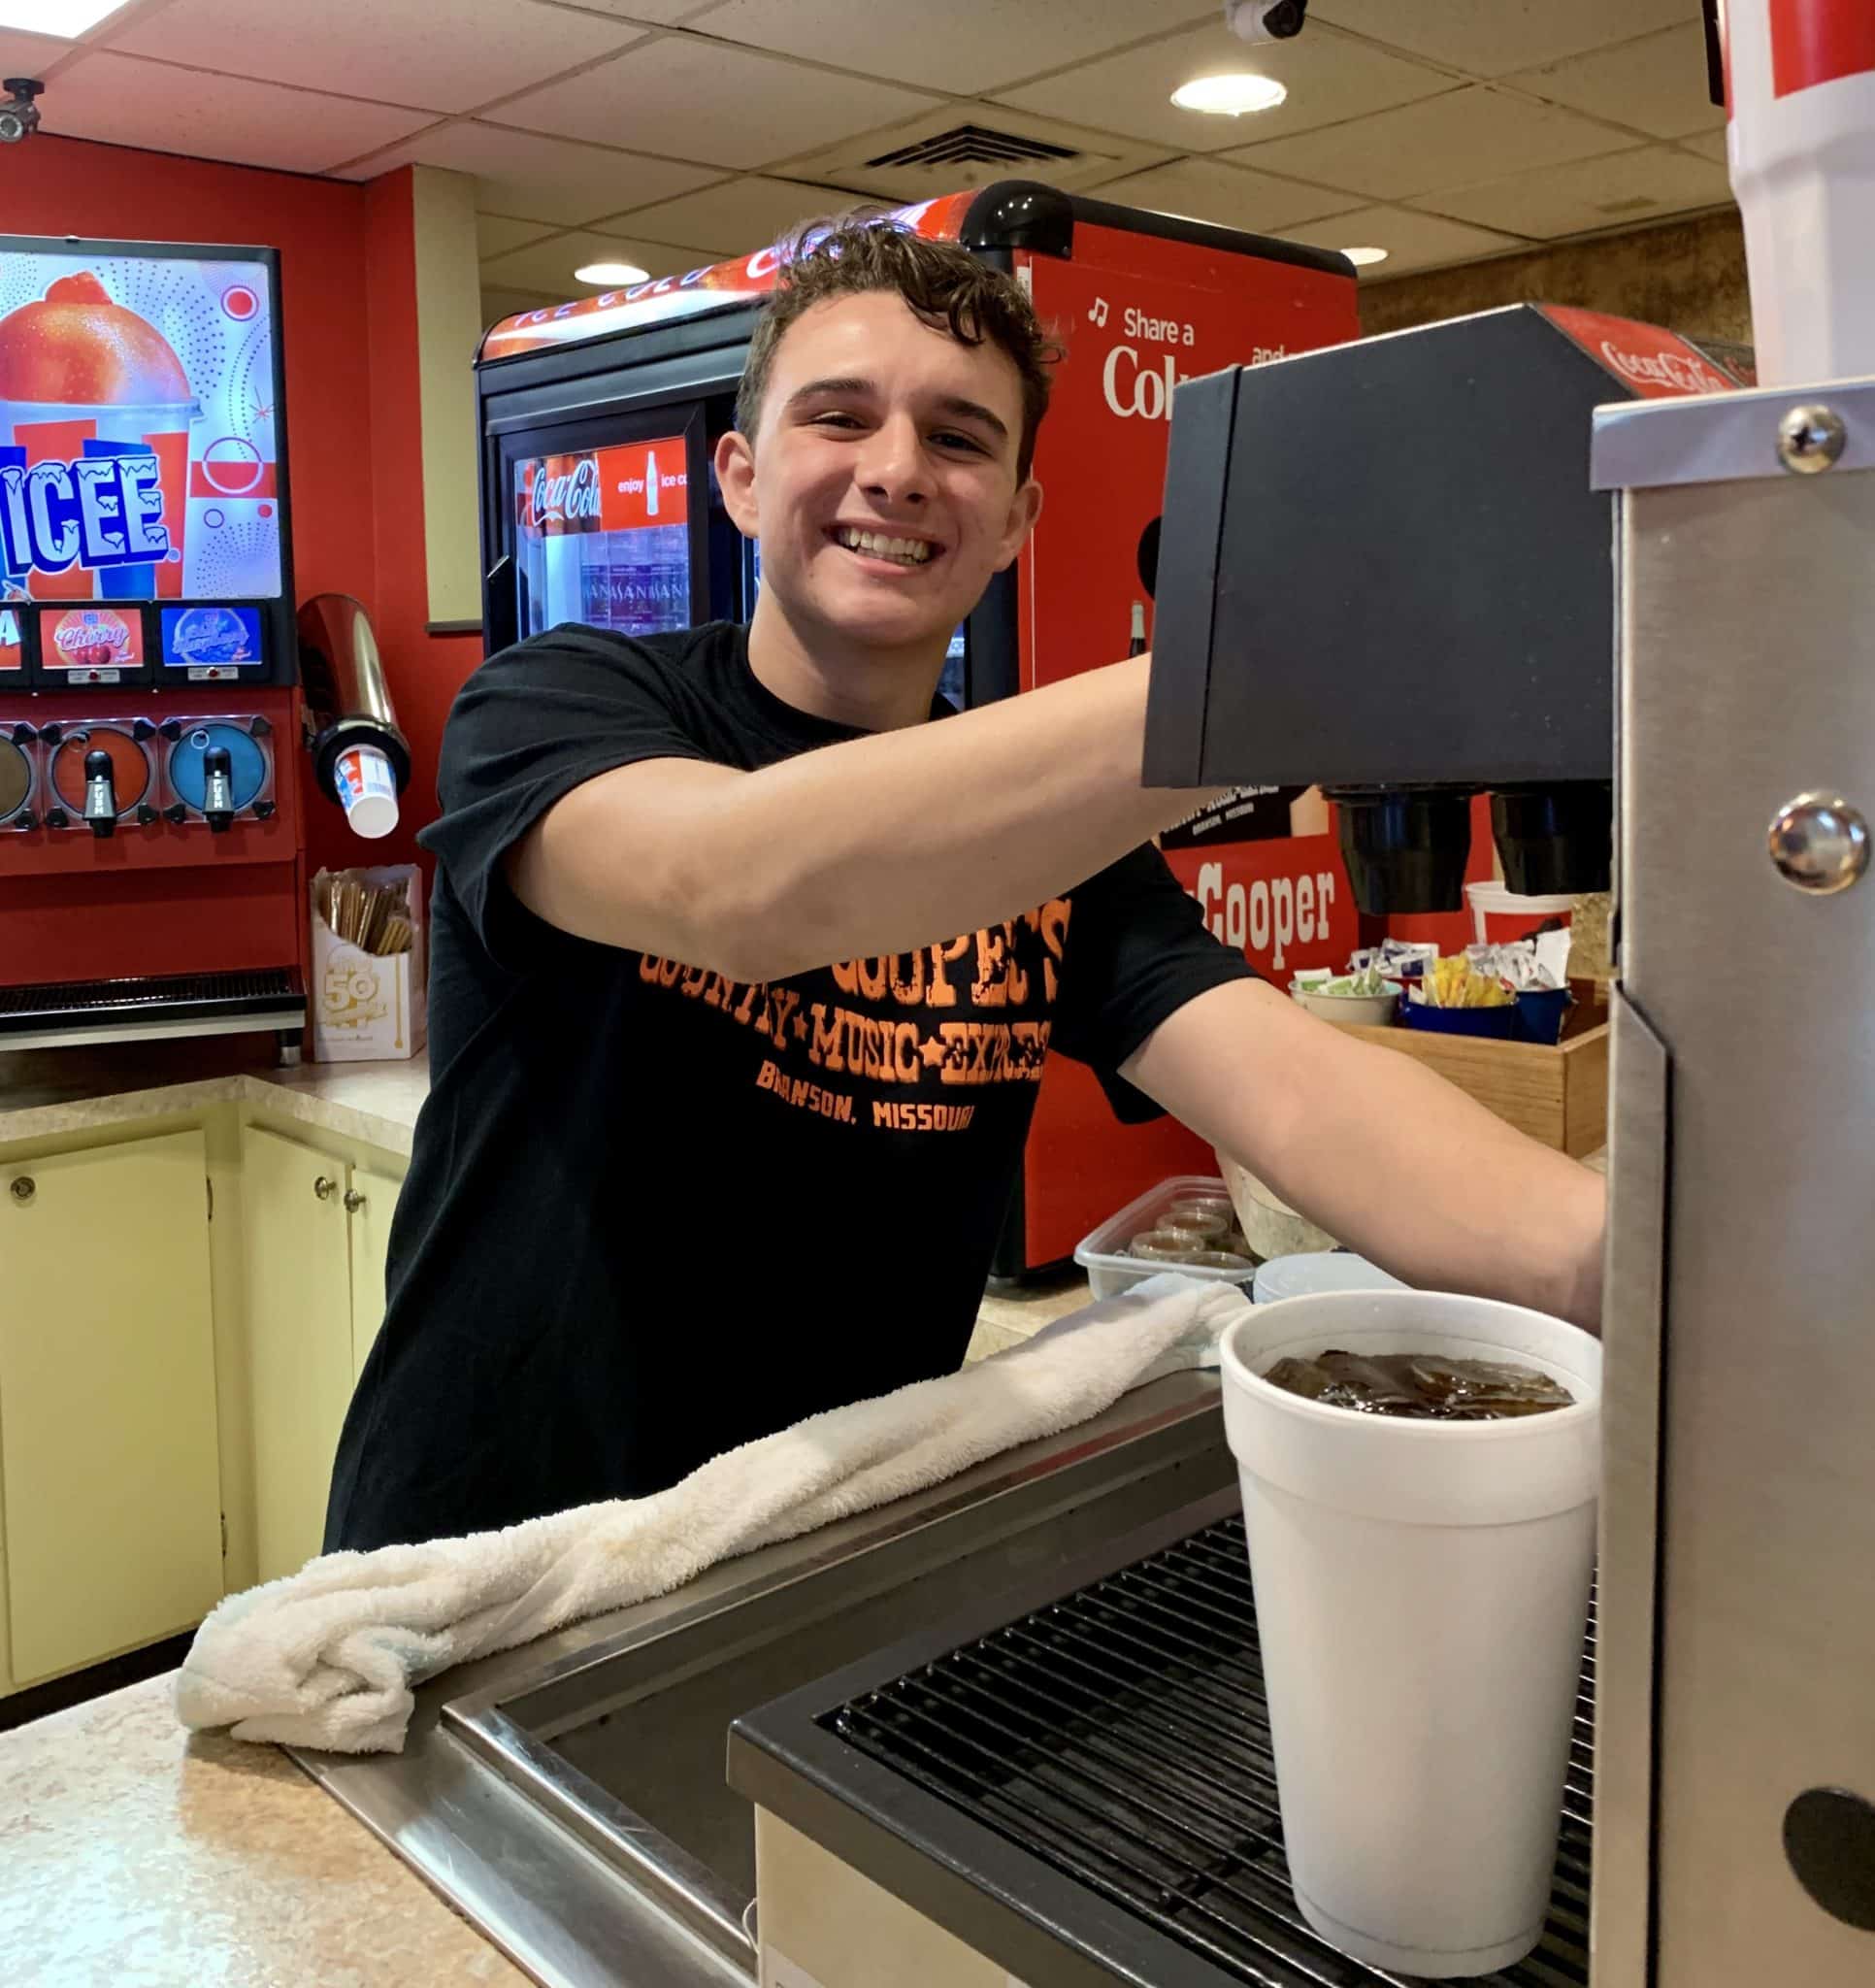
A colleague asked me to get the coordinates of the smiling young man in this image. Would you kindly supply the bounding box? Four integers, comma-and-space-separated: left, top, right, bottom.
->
324, 217, 1604, 1554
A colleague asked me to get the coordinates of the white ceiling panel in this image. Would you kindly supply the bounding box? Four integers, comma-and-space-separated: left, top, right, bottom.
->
1277, 203, 1528, 278
602, 175, 866, 253
44, 50, 432, 173
1681, 129, 1729, 166
482, 284, 562, 328
1227, 85, 1635, 200
995, 17, 1455, 151
1506, 23, 1723, 139
1311, 0, 1706, 81
480, 227, 718, 292
552, 0, 730, 18
477, 213, 559, 259
110, 0, 645, 116
488, 35, 941, 171
0, 28, 70, 77
1417, 146, 1732, 240
1088, 157, 1358, 236
332, 121, 722, 224
684, 0, 1215, 98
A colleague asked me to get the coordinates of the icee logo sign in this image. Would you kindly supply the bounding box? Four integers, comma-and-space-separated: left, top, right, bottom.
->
0, 451, 170, 577
528, 456, 602, 528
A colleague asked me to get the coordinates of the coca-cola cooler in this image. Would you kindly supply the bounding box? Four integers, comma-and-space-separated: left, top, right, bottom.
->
473, 182, 1358, 1276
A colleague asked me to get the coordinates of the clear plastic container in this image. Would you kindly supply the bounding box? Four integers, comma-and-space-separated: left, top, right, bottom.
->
1074, 1175, 1261, 1299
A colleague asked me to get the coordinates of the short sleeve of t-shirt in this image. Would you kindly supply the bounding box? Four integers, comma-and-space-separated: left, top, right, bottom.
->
420, 626, 709, 963
1049, 843, 1259, 1123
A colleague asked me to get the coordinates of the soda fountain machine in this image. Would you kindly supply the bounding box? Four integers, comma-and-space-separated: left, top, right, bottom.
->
1142, 13, 1875, 1981
476, 182, 1361, 1276
0, 237, 404, 1061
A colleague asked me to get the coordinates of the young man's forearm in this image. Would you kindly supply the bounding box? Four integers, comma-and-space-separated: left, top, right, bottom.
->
511, 653, 1219, 980
1126, 980, 1606, 1329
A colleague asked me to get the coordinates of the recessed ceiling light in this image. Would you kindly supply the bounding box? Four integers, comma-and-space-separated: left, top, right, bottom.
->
1170, 73, 1288, 116
575, 260, 650, 286
1342, 246, 1390, 267
0, 0, 129, 32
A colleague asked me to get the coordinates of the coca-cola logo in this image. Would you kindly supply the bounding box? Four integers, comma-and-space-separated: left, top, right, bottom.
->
1598, 339, 1729, 396
529, 456, 602, 527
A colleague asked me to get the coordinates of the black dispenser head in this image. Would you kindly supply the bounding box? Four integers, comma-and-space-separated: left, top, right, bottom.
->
1491, 783, 1612, 896
1327, 786, 1476, 914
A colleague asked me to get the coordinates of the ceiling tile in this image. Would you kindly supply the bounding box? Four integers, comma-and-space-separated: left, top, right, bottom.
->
556, 0, 727, 18
1681, 129, 1729, 165
996, 17, 1455, 151
483, 283, 562, 323
1311, 0, 1704, 80
479, 227, 718, 294
684, 0, 1215, 97
601, 175, 868, 254
1087, 158, 1359, 236
1226, 84, 1636, 199
42, 50, 431, 173
1277, 203, 1527, 277
775, 103, 1169, 201
477, 213, 560, 259
1416, 146, 1734, 240
334, 121, 721, 225
1505, 22, 1723, 138
109, 0, 645, 116
0, 29, 70, 76
488, 35, 941, 171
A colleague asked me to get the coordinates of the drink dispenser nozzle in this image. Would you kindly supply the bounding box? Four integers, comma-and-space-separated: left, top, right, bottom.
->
82, 747, 116, 838
202, 745, 235, 834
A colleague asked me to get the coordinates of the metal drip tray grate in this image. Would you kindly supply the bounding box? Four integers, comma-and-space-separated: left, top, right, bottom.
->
0, 968, 304, 1044
824, 1514, 1593, 1987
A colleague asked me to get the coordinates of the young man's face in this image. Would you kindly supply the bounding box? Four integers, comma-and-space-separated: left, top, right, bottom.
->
716, 291, 1042, 657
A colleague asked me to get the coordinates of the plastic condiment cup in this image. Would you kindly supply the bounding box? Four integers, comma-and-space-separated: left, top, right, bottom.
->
1218, 1290, 1600, 1977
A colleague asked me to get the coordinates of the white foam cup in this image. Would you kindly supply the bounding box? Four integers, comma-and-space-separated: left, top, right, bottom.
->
1219, 1290, 1601, 1977
334, 743, 399, 841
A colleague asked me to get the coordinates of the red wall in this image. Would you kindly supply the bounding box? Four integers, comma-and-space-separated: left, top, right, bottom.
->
2, 135, 482, 873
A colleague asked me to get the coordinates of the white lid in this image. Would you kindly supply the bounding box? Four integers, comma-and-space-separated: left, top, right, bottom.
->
1253, 1252, 1406, 1305
343, 789, 399, 839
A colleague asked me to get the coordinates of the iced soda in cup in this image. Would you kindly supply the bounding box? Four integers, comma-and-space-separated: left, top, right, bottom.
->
0, 272, 198, 595
1219, 1290, 1600, 1977
334, 744, 400, 840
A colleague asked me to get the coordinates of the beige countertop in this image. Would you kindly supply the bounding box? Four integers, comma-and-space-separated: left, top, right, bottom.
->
0, 1673, 524, 1987
0, 1037, 429, 1156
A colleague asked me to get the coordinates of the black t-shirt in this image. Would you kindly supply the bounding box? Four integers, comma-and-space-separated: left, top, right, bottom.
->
324, 622, 1253, 1551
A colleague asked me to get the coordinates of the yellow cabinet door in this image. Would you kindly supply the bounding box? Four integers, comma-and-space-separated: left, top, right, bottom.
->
243, 1127, 355, 1584
0, 1129, 222, 1685
345, 1163, 401, 1382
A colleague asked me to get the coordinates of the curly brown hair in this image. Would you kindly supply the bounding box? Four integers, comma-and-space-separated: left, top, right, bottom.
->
735, 212, 1063, 481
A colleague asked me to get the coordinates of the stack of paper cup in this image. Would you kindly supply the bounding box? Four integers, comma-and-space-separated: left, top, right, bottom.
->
1219, 1290, 1601, 1977
333, 742, 399, 841
1725, 0, 1875, 384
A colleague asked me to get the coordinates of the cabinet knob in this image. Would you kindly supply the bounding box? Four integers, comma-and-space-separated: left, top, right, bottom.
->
343, 1187, 366, 1213
8, 1176, 34, 1207
313, 1175, 337, 1201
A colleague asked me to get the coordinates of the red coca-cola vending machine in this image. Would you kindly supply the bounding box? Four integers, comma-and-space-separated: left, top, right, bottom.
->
475, 182, 1360, 1275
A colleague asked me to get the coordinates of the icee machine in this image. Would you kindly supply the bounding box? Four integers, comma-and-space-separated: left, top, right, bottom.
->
1143, 122, 1875, 1988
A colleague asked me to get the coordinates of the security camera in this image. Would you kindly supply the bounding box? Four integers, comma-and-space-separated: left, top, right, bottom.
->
0, 80, 43, 145
1225, 0, 1309, 43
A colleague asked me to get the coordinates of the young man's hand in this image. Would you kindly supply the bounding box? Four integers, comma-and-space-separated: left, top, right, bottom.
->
1122, 978, 1606, 1330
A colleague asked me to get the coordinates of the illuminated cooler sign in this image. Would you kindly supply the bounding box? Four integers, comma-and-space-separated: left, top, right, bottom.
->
0, 449, 169, 573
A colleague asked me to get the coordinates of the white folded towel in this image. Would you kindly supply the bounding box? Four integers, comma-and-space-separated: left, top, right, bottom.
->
176, 1273, 1248, 1755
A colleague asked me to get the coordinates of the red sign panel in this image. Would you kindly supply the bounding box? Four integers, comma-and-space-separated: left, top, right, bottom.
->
1539, 305, 1740, 397
42, 603, 142, 671
1771, 0, 1875, 94
481, 193, 979, 361
0, 604, 21, 671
